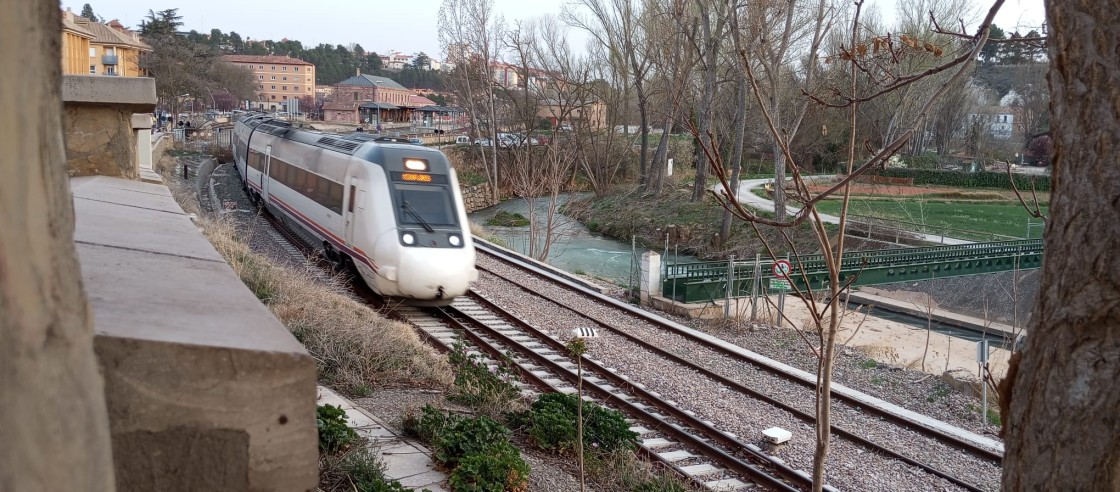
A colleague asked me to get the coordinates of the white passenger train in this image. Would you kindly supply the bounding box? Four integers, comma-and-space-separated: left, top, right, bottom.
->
232, 114, 477, 305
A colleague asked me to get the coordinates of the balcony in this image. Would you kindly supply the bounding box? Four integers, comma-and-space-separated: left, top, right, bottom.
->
102, 54, 118, 65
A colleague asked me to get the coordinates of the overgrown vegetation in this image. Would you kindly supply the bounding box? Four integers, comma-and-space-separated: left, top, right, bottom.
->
445, 338, 522, 416
195, 217, 453, 393
518, 393, 638, 455
404, 405, 529, 492
485, 210, 531, 227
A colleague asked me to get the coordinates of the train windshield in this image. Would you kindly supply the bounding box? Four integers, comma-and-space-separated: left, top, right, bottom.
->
394, 184, 458, 227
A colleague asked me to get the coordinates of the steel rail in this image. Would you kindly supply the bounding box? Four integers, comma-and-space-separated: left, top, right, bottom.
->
437, 297, 810, 492
473, 239, 1005, 466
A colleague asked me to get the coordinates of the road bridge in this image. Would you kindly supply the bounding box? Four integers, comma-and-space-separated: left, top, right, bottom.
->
663, 239, 1043, 303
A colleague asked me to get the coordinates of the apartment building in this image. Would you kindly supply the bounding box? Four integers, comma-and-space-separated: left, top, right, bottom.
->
221, 55, 317, 112
61, 10, 94, 75
64, 9, 150, 77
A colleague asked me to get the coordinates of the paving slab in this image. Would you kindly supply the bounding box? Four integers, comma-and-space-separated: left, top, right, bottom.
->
318, 386, 448, 492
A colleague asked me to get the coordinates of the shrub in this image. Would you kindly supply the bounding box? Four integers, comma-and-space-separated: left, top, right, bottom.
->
447, 443, 529, 492
524, 393, 638, 454
875, 169, 1051, 191
434, 414, 513, 467
318, 404, 359, 453
320, 448, 425, 492
410, 407, 529, 492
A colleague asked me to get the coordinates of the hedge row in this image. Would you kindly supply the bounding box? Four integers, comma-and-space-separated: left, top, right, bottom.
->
874, 169, 1051, 191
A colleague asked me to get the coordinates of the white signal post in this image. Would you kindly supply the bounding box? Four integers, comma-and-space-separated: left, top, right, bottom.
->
771, 258, 792, 327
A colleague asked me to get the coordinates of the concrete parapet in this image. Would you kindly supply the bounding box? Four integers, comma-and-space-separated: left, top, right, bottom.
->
62, 74, 157, 109
640, 251, 661, 305
72, 176, 318, 491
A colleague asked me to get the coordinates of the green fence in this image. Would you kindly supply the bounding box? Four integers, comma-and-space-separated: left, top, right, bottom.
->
662, 239, 1044, 303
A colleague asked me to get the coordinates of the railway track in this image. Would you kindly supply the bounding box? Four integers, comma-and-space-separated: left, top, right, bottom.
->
472, 240, 1003, 492
392, 296, 821, 491
241, 187, 1000, 491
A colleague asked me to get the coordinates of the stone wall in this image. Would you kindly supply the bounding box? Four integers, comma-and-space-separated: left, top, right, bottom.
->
64, 104, 138, 178
461, 182, 498, 212
61, 75, 156, 179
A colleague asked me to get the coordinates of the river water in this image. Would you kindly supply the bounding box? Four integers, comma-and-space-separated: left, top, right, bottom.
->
468, 195, 647, 286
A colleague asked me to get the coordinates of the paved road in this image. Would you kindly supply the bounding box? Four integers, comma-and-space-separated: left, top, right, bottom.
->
718, 176, 973, 245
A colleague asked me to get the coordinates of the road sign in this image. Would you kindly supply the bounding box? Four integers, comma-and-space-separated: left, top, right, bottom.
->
772, 260, 792, 278
769, 278, 792, 291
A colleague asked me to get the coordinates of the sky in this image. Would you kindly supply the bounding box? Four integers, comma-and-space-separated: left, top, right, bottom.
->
65, 0, 1047, 61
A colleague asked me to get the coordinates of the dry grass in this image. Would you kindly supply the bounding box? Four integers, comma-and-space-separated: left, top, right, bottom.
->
197, 217, 453, 393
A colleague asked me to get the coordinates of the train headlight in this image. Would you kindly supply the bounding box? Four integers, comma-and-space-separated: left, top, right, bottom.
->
404, 159, 428, 171
401, 231, 416, 245
448, 234, 462, 247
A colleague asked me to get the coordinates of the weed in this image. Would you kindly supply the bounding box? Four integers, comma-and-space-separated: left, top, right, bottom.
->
318, 404, 359, 453
447, 339, 521, 414
320, 448, 426, 492
353, 385, 374, 397
859, 359, 879, 369
521, 393, 638, 454
986, 408, 1002, 426
870, 376, 886, 386
410, 406, 529, 492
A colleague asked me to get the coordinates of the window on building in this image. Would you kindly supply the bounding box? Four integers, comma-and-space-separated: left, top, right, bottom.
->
259, 65, 263, 69
271, 95, 276, 100
270, 65, 275, 70
282, 86, 287, 91
105, 66, 116, 75
294, 85, 300, 91
282, 95, 288, 100
258, 75, 263, 80
282, 66, 287, 71
271, 85, 276, 90
89, 65, 96, 74
307, 67, 311, 72
258, 85, 264, 89
294, 76, 299, 81
270, 75, 275, 80
306, 87, 311, 92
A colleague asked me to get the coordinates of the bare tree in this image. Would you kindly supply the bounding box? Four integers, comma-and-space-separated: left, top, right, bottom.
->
743, 0, 833, 222
1001, 2, 1120, 488
568, 0, 655, 186
439, 0, 504, 202
696, 1, 1002, 488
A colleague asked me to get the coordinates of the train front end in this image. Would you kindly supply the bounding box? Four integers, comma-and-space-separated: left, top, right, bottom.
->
366, 145, 477, 305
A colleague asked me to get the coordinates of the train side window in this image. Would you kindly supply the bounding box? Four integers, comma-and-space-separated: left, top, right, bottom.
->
347, 185, 356, 213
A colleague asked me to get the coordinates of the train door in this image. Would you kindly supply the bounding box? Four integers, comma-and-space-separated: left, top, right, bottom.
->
262, 144, 272, 199
343, 178, 357, 246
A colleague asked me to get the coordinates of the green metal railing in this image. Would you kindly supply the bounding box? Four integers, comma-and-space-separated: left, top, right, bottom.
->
663, 239, 1044, 303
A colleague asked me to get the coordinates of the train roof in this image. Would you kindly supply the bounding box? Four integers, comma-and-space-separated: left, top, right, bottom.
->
235, 115, 432, 157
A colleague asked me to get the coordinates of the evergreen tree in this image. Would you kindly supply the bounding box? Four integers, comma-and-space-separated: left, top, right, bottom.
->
79, 3, 101, 22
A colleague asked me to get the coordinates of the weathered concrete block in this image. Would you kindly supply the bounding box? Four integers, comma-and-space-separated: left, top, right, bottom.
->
73, 176, 318, 492
62, 74, 156, 108
64, 104, 136, 178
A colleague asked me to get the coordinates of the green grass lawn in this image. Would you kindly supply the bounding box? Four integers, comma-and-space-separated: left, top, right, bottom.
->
814, 199, 1048, 240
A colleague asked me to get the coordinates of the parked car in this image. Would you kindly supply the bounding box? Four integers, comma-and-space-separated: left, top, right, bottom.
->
557, 123, 574, 132
474, 138, 493, 147
455, 135, 471, 145
408, 137, 423, 145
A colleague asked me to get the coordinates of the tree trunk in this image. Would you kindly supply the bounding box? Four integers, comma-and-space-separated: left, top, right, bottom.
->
770, 92, 787, 222
721, 77, 748, 244
636, 81, 650, 186
1002, 3, 1120, 490
690, 8, 720, 203
0, 2, 116, 489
